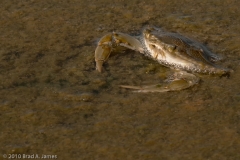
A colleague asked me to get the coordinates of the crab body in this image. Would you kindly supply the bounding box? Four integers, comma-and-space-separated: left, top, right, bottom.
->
140, 27, 227, 75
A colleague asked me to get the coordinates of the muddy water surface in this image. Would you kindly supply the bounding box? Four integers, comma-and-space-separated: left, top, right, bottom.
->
1, 0, 240, 159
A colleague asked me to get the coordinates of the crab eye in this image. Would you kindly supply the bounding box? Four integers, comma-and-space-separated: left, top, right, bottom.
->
166, 45, 176, 52
145, 28, 151, 32
150, 35, 155, 39
143, 32, 150, 39
151, 44, 156, 48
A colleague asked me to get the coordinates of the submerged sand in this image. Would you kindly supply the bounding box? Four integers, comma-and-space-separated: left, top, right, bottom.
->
0, 0, 240, 159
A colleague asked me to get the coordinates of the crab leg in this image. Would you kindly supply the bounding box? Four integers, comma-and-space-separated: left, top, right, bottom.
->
95, 32, 143, 72
120, 71, 199, 92
112, 32, 144, 53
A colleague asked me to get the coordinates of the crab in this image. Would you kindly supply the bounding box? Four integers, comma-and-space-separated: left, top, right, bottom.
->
94, 25, 232, 92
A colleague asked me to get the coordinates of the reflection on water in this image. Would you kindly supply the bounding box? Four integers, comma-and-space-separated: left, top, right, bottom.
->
1, 0, 240, 159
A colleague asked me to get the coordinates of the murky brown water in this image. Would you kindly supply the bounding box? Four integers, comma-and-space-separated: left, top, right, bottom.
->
1, 0, 240, 159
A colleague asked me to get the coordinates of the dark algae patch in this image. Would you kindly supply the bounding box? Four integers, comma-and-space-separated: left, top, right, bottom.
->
0, 0, 240, 159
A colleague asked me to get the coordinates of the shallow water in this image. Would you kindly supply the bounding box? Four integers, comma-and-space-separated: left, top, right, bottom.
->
1, 0, 240, 159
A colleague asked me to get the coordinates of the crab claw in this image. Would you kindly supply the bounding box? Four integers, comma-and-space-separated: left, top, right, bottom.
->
95, 33, 113, 72
95, 32, 144, 72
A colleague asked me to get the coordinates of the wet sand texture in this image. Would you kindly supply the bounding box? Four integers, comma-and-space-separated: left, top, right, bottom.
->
0, 0, 240, 159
